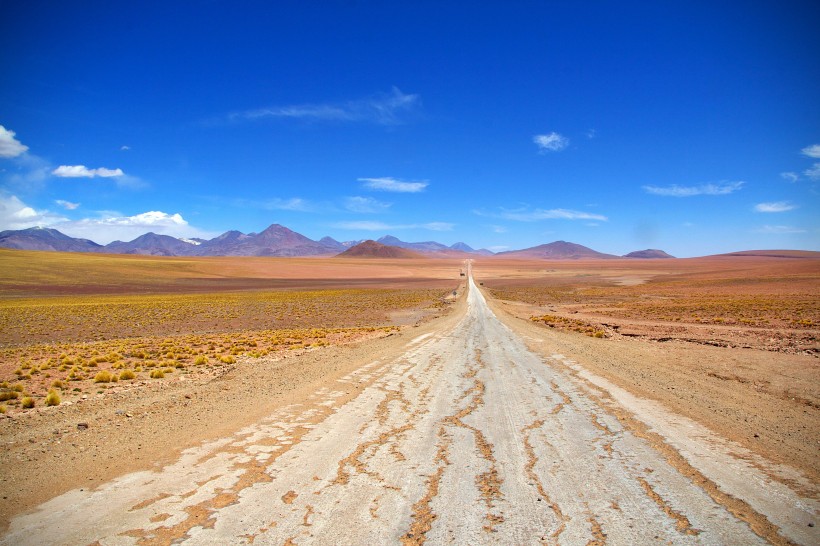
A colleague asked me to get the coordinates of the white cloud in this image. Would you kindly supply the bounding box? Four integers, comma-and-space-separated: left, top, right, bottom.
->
52, 165, 125, 178
490, 225, 508, 233
0, 194, 213, 244
120, 145, 130, 151
754, 201, 795, 213
0, 194, 68, 230
801, 144, 820, 158
804, 162, 820, 181
755, 225, 806, 234
780, 172, 799, 183
586, 129, 597, 139
533, 132, 569, 152
359, 177, 428, 193
55, 199, 80, 210
642, 181, 744, 197
60, 211, 214, 244
477, 207, 608, 222
0, 126, 29, 158
344, 196, 391, 214
231, 87, 420, 125
334, 220, 454, 231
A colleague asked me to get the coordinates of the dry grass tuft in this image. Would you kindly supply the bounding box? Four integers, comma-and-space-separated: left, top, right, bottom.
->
94, 370, 113, 383
44, 389, 61, 406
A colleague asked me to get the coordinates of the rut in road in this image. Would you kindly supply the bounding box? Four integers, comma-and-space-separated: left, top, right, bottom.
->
4, 275, 806, 545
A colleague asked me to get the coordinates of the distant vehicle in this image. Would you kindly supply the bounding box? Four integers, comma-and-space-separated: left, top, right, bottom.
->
459, 269, 465, 276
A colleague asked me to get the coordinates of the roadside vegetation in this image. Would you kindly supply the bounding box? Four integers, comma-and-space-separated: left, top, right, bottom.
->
488, 270, 818, 352
0, 288, 446, 412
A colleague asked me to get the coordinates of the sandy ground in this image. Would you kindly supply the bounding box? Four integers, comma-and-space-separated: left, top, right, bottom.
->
1, 274, 816, 545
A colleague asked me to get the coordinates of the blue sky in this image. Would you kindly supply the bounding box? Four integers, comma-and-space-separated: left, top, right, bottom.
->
1, 1, 818, 257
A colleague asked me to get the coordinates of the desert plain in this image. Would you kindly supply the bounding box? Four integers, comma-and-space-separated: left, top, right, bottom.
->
0, 248, 817, 544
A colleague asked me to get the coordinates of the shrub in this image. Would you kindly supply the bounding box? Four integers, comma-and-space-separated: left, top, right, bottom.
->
119, 369, 135, 380
219, 355, 235, 364
149, 369, 164, 379
21, 397, 34, 409
44, 389, 61, 406
51, 380, 64, 389
0, 405, 5, 414
193, 355, 208, 366
94, 370, 113, 383
0, 391, 18, 402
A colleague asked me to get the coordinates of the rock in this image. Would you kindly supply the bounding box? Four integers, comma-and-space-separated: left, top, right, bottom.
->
77, 423, 89, 431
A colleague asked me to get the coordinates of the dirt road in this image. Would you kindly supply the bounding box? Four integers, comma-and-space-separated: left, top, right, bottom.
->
4, 275, 817, 545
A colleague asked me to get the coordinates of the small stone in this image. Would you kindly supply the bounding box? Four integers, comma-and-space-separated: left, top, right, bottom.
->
77, 423, 89, 431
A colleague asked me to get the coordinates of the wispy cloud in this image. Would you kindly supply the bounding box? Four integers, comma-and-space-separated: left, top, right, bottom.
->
476, 207, 608, 222
344, 196, 391, 214
265, 198, 312, 211
804, 163, 820, 181
52, 165, 125, 178
334, 220, 454, 231
533, 132, 569, 152
55, 199, 80, 210
0, 193, 67, 230
642, 181, 744, 197
232, 197, 313, 212
359, 177, 428, 193
755, 225, 806, 234
120, 145, 131, 151
0, 126, 28, 158
801, 144, 820, 158
780, 171, 799, 183
230, 87, 420, 125
754, 201, 795, 213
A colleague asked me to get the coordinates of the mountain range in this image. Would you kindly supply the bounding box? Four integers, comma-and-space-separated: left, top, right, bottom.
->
0, 225, 675, 259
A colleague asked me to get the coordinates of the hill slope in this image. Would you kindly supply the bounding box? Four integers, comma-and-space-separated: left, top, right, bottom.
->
0, 227, 102, 253
624, 249, 675, 259
496, 240, 617, 259
336, 240, 426, 259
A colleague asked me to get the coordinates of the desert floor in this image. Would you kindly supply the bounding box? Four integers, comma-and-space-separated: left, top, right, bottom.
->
0, 251, 817, 544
